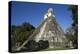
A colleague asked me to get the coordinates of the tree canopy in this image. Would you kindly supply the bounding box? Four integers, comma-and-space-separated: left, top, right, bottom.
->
11, 22, 35, 47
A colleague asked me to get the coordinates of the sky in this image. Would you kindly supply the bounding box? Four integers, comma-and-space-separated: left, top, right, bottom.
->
11, 1, 73, 32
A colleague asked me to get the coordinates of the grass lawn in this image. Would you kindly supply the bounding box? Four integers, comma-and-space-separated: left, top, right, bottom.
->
40, 47, 73, 51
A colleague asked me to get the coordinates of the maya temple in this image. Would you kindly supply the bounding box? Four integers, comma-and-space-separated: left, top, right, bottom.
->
16, 8, 73, 52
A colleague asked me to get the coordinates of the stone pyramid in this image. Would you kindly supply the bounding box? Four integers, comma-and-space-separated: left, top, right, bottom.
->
16, 8, 68, 51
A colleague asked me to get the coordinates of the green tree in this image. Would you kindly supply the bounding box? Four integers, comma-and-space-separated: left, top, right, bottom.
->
11, 22, 35, 48
68, 5, 78, 25
67, 5, 78, 48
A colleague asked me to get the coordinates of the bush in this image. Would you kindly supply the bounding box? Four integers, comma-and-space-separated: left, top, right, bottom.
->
24, 40, 49, 51
38, 40, 49, 49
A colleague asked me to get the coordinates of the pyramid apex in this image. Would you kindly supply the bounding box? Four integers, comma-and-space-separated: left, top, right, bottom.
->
48, 8, 53, 13
44, 8, 55, 19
